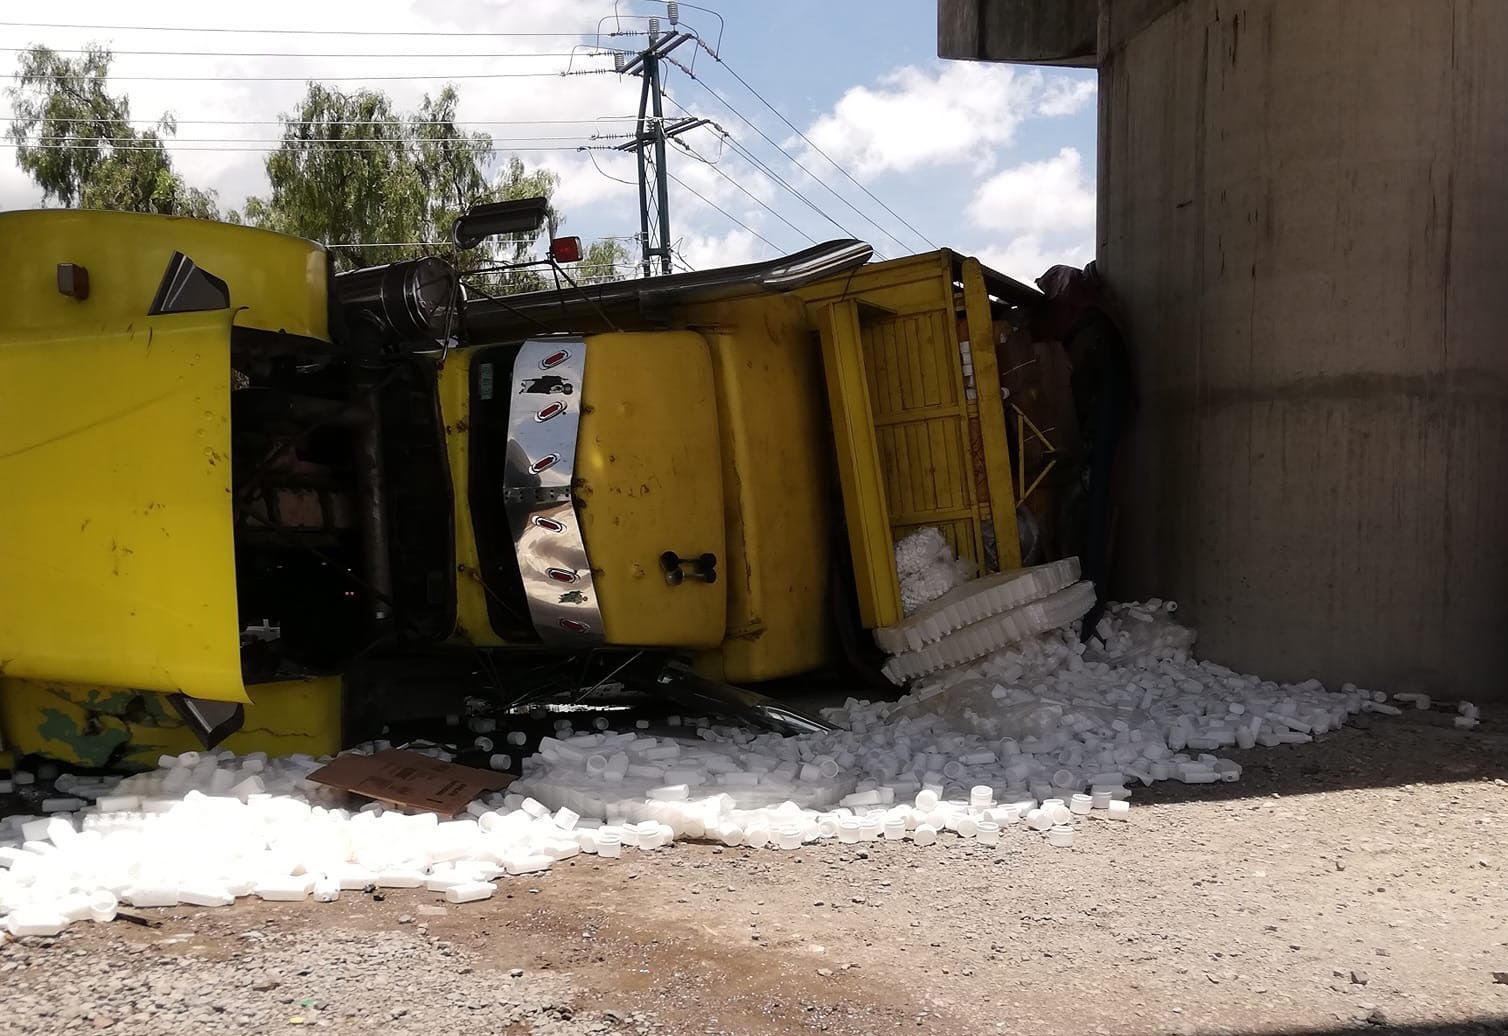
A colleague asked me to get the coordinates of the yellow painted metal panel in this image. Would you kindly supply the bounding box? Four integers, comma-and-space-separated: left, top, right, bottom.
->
0, 312, 246, 702
857, 304, 987, 570
959, 257, 1023, 569
436, 350, 508, 647
0, 209, 328, 341
818, 300, 904, 629
681, 295, 835, 683
802, 250, 1026, 627
795, 252, 953, 311
576, 332, 726, 648
0, 676, 341, 769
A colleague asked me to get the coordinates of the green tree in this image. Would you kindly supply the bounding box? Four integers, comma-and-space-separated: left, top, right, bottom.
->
574, 238, 634, 285
240, 83, 631, 291
240, 83, 561, 282
5, 44, 218, 217
7, 56, 629, 291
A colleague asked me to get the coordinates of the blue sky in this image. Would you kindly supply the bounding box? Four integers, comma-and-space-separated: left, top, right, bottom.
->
0, 0, 1097, 281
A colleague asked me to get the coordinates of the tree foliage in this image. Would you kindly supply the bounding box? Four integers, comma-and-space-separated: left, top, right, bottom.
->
6, 52, 628, 290
240, 84, 562, 279
576, 238, 635, 285
5, 44, 218, 217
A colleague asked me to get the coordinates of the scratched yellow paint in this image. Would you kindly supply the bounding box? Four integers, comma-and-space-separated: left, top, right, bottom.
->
0, 676, 342, 768
0, 314, 246, 700
0, 210, 329, 704
0, 209, 327, 340
575, 331, 727, 648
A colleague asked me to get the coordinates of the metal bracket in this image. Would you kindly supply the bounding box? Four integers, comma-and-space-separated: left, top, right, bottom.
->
502, 485, 574, 505
654, 661, 834, 736
167, 694, 245, 750
659, 551, 717, 585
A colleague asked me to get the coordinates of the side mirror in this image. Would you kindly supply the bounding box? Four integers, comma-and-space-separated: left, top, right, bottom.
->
452, 197, 551, 250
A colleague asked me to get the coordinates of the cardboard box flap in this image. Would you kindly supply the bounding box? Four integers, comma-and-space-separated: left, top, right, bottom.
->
308, 749, 511, 816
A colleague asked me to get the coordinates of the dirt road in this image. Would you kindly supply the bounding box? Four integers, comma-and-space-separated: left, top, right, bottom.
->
3, 713, 1505, 1036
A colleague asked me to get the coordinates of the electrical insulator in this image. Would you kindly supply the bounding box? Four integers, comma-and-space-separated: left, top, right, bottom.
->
648, 16, 660, 36
667, 2, 680, 24
614, 51, 625, 71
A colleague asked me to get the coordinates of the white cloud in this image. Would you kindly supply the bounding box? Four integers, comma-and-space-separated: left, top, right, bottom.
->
800, 64, 1092, 178
976, 234, 1092, 285
1037, 78, 1097, 118
968, 146, 1095, 236
969, 146, 1096, 283
676, 228, 763, 270
0, 160, 43, 210
543, 149, 635, 216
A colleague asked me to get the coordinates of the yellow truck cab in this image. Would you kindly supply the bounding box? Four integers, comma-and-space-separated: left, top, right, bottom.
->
0, 208, 1044, 767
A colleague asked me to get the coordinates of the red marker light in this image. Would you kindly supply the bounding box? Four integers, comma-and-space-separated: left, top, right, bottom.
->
546, 567, 578, 583
530, 453, 560, 474
535, 401, 567, 422
559, 617, 592, 634
540, 349, 570, 370
548, 236, 583, 263
532, 515, 565, 533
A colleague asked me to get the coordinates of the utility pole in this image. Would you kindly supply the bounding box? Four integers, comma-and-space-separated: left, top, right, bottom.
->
615, 16, 705, 276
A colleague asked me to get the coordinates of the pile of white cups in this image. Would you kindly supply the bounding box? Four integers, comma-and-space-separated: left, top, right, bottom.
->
0, 601, 1471, 939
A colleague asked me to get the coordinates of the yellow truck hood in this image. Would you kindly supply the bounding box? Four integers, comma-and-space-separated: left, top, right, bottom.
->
0, 311, 247, 702
0, 209, 333, 706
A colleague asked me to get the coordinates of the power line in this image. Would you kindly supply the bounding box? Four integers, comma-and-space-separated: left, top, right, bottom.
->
324, 236, 639, 248
662, 91, 868, 249
719, 127, 872, 252
583, 147, 638, 188
665, 57, 912, 256
663, 167, 779, 254
0, 142, 588, 154
0, 46, 621, 59
11, 69, 613, 82
659, 94, 877, 257
668, 136, 815, 247
24, 134, 628, 145
323, 241, 454, 249
0, 21, 650, 38
0, 116, 644, 127
696, 41, 938, 251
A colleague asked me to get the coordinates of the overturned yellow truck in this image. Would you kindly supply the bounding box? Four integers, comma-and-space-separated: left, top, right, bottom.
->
0, 208, 1048, 768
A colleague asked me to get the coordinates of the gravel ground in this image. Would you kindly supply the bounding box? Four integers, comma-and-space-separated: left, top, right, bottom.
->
2, 710, 1506, 1036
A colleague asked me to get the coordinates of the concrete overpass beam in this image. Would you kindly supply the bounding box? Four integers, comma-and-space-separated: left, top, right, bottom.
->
937, 0, 1097, 67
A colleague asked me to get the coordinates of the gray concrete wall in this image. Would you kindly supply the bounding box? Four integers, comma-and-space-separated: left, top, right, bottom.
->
938, 0, 1097, 66
1100, 0, 1508, 699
